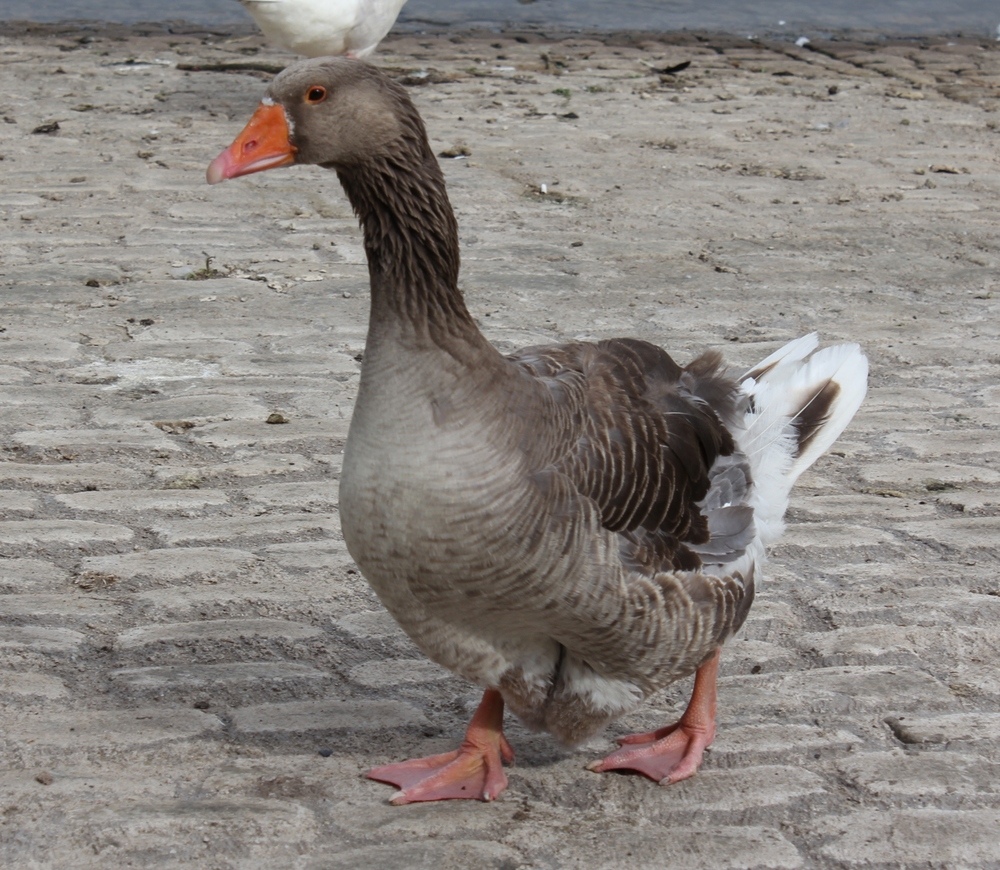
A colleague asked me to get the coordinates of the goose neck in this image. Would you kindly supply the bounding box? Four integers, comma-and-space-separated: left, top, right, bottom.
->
337, 149, 484, 355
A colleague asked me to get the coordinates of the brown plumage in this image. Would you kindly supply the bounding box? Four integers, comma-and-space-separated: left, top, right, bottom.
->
208, 58, 868, 804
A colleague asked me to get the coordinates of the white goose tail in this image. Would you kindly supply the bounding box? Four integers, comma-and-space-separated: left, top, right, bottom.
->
736, 333, 868, 546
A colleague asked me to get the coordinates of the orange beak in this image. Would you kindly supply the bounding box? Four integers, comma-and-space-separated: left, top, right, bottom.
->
206, 102, 297, 184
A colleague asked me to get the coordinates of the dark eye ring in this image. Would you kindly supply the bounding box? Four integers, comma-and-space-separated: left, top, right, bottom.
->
306, 86, 327, 103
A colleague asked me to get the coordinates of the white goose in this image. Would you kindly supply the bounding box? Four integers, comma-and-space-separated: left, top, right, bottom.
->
239, 0, 408, 57
207, 58, 868, 804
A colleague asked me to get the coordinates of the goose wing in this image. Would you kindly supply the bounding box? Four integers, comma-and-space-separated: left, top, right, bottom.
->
511, 337, 750, 575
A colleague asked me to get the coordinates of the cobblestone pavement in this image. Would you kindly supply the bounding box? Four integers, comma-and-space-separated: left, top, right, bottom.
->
1, 23, 999, 869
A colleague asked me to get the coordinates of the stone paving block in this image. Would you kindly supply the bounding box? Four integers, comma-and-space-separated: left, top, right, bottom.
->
776, 522, 898, 549
335, 609, 407, 640
836, 749, 1000, 797
66, 357, 224, 388
706, 637, 801, 671
0, 462, 146, 489
54, 489, 229, 513
0, 558, 71, 591
950, 662, 1000, 697
110, 661, 328, 690
13, 427, 182, 453
0, 520, 134, 546
265, 539, 354, 570
0, 404, 84, 429
788, 493, 936, 523
310, 841, 524, 870
931, 487, 1000, 513
802, 582, 1000, 622
0, 337, 81, 362
860, 460, 1000, 489
0, 593, 120, 619
151, 514, 339, 545
231, 699, 428, 733
795, 624, 967, 659
666, 765, 827, 812
720, 666, 955, 716
89, 394, 268, 427
243, 481, 339, 509
99, 339, 256, 365
883, 712, 1000, 745
79, 547, 258, 581
0, 365, 30, 383
715, 722, 865, 756
816, 809, 1000, 865
3, 707, 223, 748
0, 626, 86, 653
897, 517, 1000, 550
888, 430, 1000, 457
191, 418, 350, 449
37, 798, 318, 868
222, 351, 360, 377
536, 825, 804, 870
134, 581, 335, 612
115, 618, 323, 650
152, 452, 316, 484
349, 659, 450, 688
0, 671, 68, 699
323, 791, 504, 839
0, 490, 40, 513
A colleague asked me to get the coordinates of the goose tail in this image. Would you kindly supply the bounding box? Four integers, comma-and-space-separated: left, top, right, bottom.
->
736, 334, 868, 546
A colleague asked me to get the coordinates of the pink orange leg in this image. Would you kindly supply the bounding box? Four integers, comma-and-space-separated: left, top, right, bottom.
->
367, 689, 514, 804
589, 649, 721, 785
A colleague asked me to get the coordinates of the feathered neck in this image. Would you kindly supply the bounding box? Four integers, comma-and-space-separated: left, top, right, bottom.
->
335, 124, 489, 359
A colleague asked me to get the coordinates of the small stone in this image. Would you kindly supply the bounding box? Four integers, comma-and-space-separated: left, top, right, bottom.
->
35, 771, 54, 785
266, 412, 289, 424
318, 748, 333, 758
438, 143, 470, 158
153, 420, 196, 434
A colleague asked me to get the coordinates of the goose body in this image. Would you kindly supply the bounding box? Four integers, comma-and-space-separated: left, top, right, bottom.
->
239, 0, 407, 57
208, 58, 868, 803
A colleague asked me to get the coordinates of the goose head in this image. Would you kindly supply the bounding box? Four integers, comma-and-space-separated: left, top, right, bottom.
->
207, 57, 413, 183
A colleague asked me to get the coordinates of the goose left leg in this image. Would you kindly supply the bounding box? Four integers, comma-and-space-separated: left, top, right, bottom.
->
588, 648, 720, 785
367, 688, 514, 804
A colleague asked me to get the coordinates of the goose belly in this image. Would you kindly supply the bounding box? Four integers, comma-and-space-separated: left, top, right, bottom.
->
339, 375, 545, 667
337, 364, 652, 740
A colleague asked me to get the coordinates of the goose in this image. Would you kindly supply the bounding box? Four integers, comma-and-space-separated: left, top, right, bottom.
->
207, 57, 868, 804
238, 0, 408, 58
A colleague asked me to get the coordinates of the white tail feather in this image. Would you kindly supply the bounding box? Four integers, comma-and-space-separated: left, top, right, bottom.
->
742, 332, 818, 381
736, 337, 868, 547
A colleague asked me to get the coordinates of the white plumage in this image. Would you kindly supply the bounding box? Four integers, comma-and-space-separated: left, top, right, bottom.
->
239, 0, 408, 57
739, 333, 869, 546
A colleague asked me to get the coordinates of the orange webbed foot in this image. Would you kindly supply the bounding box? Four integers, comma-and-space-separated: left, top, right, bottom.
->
367, 689, 513, 804
588, 649, 721, 786
588, 719, 714, 784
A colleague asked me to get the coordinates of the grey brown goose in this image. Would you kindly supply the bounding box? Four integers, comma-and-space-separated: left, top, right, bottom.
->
208, 58, 868, 804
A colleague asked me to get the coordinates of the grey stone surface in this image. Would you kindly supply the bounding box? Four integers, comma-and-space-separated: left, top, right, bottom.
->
79, 547, 259, 581
1, 22, 998, 869
231, 700, 428, 733
115, 618, 324, 649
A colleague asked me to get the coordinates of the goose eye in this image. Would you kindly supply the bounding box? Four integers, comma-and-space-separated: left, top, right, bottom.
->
306, 86, 327, 104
